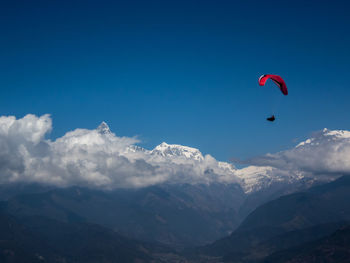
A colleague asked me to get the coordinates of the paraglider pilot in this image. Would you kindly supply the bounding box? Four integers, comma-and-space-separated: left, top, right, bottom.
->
266, 115, 275, 122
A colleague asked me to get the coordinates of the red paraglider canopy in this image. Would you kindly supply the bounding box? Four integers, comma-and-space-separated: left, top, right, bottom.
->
259, 74, 288, 95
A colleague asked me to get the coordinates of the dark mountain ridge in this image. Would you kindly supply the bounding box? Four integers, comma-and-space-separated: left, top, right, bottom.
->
0, 210, 155, 263
1, 183, 245, 247
263, 224, 350, 263
197, 175, 350, 262
2, 175, 349, 262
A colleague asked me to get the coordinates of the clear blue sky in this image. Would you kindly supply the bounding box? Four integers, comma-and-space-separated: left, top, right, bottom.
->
1, 0, 349, 160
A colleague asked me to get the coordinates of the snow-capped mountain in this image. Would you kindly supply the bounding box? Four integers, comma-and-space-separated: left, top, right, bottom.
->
97, 121, 112, 135
147, 141, 308, 194
151, 142, 204, 161
238, 128, 350, 192
322, 128, 350, 138
126, 145, 148, 153
92, 122, 318, 194
234, 166, 304, 193
297, 128, 350, 147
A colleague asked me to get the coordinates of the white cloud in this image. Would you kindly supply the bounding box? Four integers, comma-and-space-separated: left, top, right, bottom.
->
245, 128, 350, 176
0, 114, 346, 192
0, 114, 241, 189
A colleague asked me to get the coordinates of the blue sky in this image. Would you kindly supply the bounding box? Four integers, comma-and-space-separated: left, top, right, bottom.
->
1, 0, 349, 161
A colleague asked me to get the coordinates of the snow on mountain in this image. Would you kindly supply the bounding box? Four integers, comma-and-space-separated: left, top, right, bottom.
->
126, 145, 148, 153
247, 127, 350, 186
151, 142, 204, 161
234, 166, 274, 193
92, 122, 310, 194
296, 128, 350, 147
236, 129, 350, 193
234, 166, 305, 193
84, 122, 342, 193
97, 121, 112, 135
146, 141, 307, 193
322, 128, 350, 139
218, 162, 236, 173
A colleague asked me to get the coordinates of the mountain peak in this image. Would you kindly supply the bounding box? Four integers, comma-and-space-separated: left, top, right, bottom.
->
322, 128, 350, 139
97, 121, 112, 135
152, 142, 204, 161
158, 142, 169, 147
297, 128, 350, 148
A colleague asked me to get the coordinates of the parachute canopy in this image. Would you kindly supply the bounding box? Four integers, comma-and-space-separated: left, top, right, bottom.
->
259, 74, 288, 95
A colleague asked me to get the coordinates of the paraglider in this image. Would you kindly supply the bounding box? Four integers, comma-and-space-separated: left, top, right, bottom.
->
259, 74, 288, 121
259, 74, 288, 95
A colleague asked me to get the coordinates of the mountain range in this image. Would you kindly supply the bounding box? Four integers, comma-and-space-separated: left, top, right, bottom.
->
196, 175, 350, 262
1, 175, 350, 262
1, 118, 350, 262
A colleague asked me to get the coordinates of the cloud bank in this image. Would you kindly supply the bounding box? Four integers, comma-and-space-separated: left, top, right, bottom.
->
0, 114, 241, 189
0, 114, 347, 192
246, 129, 350, 176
